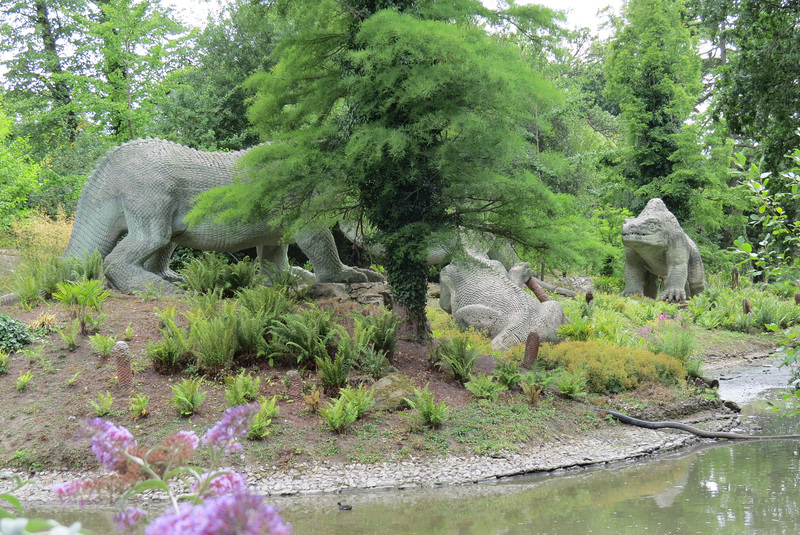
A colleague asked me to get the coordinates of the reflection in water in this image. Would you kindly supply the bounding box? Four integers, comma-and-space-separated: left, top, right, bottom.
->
24, 409, 800, 534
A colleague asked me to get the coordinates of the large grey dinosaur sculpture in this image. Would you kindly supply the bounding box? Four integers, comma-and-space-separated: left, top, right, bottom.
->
620, 198, 706, 302
64, 138, 381, 293
439, 248, 566, 351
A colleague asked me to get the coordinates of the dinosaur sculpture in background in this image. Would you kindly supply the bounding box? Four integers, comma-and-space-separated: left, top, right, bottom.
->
64, 138, 381, 293
620, 198, 706, 302
439, 246, 566, 351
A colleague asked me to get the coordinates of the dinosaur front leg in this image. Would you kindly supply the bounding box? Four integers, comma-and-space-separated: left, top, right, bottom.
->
295, 228, 383, 283
621, 248, 648, 297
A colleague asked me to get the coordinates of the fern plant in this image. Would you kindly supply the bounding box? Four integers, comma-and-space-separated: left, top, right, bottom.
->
129, 393, 150, 419
320, 396, 359, 434
52, 279, 110, 334
58, 318, 82, 351
268, 306, 335, 366
315, 352, 350, 393
224, 371, 261, 407
464, 374, 507, 402
170, 377, 207, 416
88, 333, 117, 357
435, 335, 480, 384
405, 384, 449, 428
190, 315, 238, 372
90, 391, 114, 416
355, 309, 402, 356
247, 395, 280, 440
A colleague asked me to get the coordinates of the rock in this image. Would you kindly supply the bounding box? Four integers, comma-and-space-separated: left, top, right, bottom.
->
306, 282, 393, 307
371, 373, 416, 412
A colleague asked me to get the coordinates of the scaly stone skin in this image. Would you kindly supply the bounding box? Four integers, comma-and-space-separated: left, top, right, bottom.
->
65, 138, 381, 293
439, 249, 566, 351
620, 198, 706, 302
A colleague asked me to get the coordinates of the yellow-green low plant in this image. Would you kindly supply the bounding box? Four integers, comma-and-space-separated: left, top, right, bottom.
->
464, 373, 507, 402
539, 340, 684, 394
88, 333, 117, 358
247, 395, 280, 439
224, 370, 261, 407
16, 370, 33, 391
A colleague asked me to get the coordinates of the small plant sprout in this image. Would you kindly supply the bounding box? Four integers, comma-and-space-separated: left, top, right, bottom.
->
247, 395, 280, 440
0, 349, 9, 374
16, 370, 33, 391
66, 370, 81, 387
124, 323, 135, 341
129, 393, 150, 419
90, 391, 114, 416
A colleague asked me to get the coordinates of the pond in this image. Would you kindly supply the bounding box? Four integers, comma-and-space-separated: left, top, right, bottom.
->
23, 362, 800, 534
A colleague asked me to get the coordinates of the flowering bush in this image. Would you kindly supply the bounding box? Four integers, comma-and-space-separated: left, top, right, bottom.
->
636, 312, 694, 364
6, 403, 292, 534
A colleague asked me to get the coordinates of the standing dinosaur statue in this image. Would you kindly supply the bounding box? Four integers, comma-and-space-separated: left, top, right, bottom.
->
63, 138, 381, 293
620, 198, 706, 302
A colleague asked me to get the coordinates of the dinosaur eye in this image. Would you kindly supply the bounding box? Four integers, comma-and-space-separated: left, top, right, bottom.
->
647, 222, 658, 231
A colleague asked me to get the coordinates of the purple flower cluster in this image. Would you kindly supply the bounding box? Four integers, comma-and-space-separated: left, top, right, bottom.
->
192, 470, 248, 498
144, 492, 292, 535
113, 506, 148, 535
78, 418, 137, 471
636, 325, 660, 343
201, 403, 259, 454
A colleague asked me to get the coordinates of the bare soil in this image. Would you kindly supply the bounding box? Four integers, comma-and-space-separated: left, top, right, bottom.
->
0, 292, 778, 475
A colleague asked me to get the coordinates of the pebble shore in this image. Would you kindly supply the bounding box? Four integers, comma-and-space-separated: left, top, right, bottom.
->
1, 408, 739, 503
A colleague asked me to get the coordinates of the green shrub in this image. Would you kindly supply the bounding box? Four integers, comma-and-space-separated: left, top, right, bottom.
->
357, 346, 395, 380
147, 311, 191, 373
0, 349, 9, 374
405, 384, 449, 428
88, 333, 117, 357
637, 312, 694, 363
90, 391, 114, 416
190, 314, 238, 373
316, 351, 350, 393
434, 334, 480, 384
16, 370, 33, 391
320, 396, 359, 433
180, 254, 260, 297
338, 384, 374, 419
129, 393, 150, 419
170, 377, 207, 416
268, 306, 335, 366
0, 313, 32, 352
247, 395, 280, 440
464, 373, 507, 402
494, 360, 521, 390
234, 306, 270, 359
554, 369, 588, 399
355, 309, 402, 356
592, 277, 622, 293
557, 316, 594, 341
224, 371, 261, 407
52, 279, 110, 334
538, 340, 684, 394
54, 318, 79, 350
235, 285, 295, 322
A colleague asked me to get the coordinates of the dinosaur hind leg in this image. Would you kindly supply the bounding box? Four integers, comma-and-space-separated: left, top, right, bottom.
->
104, 212, 182, 294
143, 242, 182, 283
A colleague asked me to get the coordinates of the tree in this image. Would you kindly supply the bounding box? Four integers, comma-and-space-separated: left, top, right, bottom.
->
189, 0, 567, 338
713, 1, 800, 171
0, 102, 41, 228
604, 0, 703, 221
151, 0, 283, 150
0, 0, 86, 143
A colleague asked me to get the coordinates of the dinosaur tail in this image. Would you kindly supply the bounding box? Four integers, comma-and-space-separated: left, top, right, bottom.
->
64, 149, 125, 260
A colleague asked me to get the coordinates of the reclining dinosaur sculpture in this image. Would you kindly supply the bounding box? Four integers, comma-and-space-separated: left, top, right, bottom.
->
64, 138, 381, 293
439, 246, 566, 351
620, 198, 706, 302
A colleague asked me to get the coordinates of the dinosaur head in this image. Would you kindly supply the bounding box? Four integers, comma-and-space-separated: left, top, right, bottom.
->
621, 199, 680, 248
